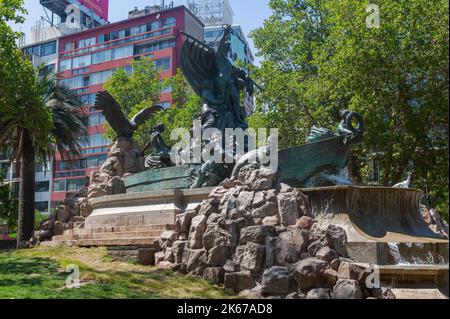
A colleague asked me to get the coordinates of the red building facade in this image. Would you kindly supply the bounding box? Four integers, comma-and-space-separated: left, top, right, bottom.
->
51, 6, 204, 207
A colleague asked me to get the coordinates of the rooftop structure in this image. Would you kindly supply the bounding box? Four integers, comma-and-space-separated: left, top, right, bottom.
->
186, 0, 234, 26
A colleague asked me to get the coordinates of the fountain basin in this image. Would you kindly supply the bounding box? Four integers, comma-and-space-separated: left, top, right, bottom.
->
88, 185, 448, 266
301, 186, 449, 265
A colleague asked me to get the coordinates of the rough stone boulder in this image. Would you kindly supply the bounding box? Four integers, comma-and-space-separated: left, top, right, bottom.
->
175, 210, 197, 235
202, 223, 232, 251
293, 258, 329, 290
326, 224, 348, 257
306, 288, 331, 299
269, 229, 309, 266
188, 214, 208, 249
296, 216, 317, 230
261, 266, 294, 295
337, 261, 368, 283
235, 243, 266, 272
159, 231, 177, 250
331, 279, 363, 299
224, 271, 256, 293
277, 192, 300, 226
203, 267, 225, 285
206, 245, 231, 267
316, 246, 339, 263
237, 169, 277, 191
240, 226, 276, 245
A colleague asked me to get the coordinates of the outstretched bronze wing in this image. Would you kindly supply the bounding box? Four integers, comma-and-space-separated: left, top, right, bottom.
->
95, 91, 134, 138
180, 33, 218, 97
130, 105, 164, 127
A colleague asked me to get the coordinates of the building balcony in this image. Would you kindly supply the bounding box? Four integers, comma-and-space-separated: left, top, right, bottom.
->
59, 27, 177, 59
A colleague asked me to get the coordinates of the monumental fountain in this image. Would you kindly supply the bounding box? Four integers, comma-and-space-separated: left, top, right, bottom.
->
40, 26, 449, 299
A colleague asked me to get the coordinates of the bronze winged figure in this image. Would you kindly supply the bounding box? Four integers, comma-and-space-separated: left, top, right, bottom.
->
95, 91, 164, 140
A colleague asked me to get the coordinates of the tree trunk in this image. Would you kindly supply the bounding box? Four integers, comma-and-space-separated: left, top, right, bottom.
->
17, 129, 36, 247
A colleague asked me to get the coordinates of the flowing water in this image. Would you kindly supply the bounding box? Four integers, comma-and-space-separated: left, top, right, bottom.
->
387, 242, 447, 266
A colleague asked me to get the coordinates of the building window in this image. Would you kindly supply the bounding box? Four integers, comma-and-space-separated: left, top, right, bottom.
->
35, 162, 49, 173
79, 37, 96, 48
81, 93, 96, 106
90, 69, 113, 86
162, 17, 176, 27
53, 180, 66, 192
72, 54, 91, 68
40, 41, 56, 56
112, 45, 133, 60
59, 59, 72, 72
35, 181, 50, 193
54, 171, 86, 179
110, 31, 122, 41
130, 26, 140, 36
24, 45, 41, 56
66, 179, 85, 192
35, 201, 49, 212
205, 30, 222, 39
92, 49, 112, 64
88, 113, 106, 126
72, 67, 89, 75
83, 76, 90, 87
65, 41, 76, 51
89, 134, 110, 147
155, 57, 171, 71
151, 21, 160, 31
145, 24, 152, 33
56, 159, 87, 171
86, 154, 107, 168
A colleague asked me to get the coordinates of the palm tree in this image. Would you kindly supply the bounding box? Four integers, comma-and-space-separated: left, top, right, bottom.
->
2, 70, 88, 247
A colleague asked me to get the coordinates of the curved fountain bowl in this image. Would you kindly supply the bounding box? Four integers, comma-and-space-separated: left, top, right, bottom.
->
300, 186, 449, 266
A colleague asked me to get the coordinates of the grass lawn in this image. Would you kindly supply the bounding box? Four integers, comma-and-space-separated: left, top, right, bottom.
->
0, 246, 238, 299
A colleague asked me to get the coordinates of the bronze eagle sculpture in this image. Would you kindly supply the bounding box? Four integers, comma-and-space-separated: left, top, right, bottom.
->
95, 91, 164, 140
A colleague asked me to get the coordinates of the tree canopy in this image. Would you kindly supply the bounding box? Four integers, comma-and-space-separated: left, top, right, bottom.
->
0, 0, 53, 150
249, 0, 449, 218
104, 58, 201, 150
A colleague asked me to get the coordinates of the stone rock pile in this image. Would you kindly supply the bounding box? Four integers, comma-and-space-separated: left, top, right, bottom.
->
154, 169, 394, 299
34, 189, 90, 243
35, 140, 140, 243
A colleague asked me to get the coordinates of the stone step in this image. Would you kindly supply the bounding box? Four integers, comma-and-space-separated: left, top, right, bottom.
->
63, 224, 174, 235
40, 240, 77, 247
75, 237, 159, 247
391, 288, 448, 299
53, 230, 163, 241
47, 237, 159, 248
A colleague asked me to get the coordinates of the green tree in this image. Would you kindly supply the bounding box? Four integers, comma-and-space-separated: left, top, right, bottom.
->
0, 172, 18, 233
104, 57, 162, 144
1, 0, 54, 245
250, 0, 449, 219
104, 59, 201, 150
2, 69, 88, 246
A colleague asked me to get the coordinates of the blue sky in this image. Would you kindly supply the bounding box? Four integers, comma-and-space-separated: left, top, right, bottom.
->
9, 0, 272, 64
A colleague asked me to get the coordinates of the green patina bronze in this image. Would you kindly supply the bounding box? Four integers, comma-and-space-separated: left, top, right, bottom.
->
278, 134, 359, 187
121, 27, 366, 193
124, 164, 201, 193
